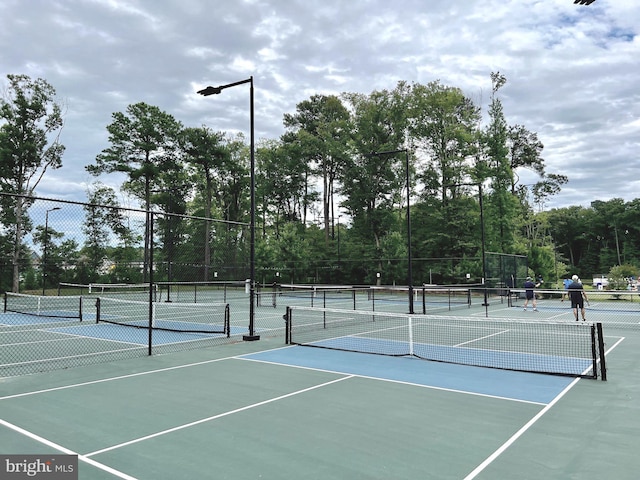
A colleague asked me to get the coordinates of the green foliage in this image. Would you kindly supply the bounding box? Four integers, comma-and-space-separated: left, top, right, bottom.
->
527, 245, 555, 287
607, 264, 638, 290
0, 74, 65, 195
88, 102, 183, 209
379, 231, 407, 285
0, 74, 65, 292
10, 72, 640, 290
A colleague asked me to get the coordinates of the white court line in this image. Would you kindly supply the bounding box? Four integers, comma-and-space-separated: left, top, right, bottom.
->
462, 335, 626, 479
238, 355, 546, 406
1, 347, 347, 476
0, 353, 256, 401
84, 375, 354, 457
0, 418, 138, 480
0, 346, 144, 369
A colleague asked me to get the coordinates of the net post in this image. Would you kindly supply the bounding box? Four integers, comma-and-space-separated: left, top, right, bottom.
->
147, 211, 154, 356
590, 324, 597, 379
284, 306, 291, 344
225, 304, 231, 338
272, 282, 278, 308
408, 316, 414, 357
371, 287, 376, 312
597, 322, 607, 381
95, 297, 101, 324
79, 296, 83, 322
3, 292, 6, 313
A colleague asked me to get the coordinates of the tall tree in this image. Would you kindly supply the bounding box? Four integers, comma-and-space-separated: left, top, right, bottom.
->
406, 80, 482, 262
482, 72, 519, 253
408, 80, 480, 203
340, 90, 406, 244
82, 183, 134, 283
87, 102, 183, 281
0, 74, 65, 292
256, 138, 310, 236
283, 94, 351, 241
181, 126, 230, 280
507, 124, 545, 195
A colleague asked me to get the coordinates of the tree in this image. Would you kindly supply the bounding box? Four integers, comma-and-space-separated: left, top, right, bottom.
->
339, 89, 406, 273
181, 126, 230, 280
531, 173, 568, 211
607, 264, 638, 291
283, 94, 351, 241
0, 74, 65, 292
82, 183, 134, 283
87, 102, 183, 281
408, 80, 480, 203
256, 138, 310, 236
481, 72, 520, 253
507, 124, 545, 195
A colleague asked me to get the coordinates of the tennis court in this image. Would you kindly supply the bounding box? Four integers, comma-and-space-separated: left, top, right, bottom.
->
1, 291, 639, 479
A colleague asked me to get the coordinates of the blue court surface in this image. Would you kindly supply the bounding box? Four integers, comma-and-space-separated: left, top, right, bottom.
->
241, 346, 575, 404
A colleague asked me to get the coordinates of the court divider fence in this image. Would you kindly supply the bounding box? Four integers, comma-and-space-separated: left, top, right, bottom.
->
4, 281, 634, 378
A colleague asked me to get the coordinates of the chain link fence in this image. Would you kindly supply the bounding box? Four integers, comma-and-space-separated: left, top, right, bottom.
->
0, 194, 268, 377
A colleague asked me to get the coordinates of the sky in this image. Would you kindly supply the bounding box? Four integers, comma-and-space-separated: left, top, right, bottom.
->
1, 0, 639, 211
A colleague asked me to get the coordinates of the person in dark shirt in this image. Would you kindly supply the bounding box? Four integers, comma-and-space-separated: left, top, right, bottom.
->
567, 274, 589, 321
523, 276, 538, 311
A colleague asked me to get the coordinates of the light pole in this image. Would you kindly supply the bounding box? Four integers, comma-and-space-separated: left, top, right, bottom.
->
368, 149, 413, 314
42, 207, 61, 295
198, 77, 259, 341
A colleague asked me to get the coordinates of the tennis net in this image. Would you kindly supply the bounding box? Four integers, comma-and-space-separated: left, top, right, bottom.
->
95, 297, 230, 335
156, 281, 248, 303
510, 288, 640, 313
3, 292, 84, 320
284, 306, 606, 379
368, 286, 472, 312
58, 282, 156, 301
260, 284, 365, 308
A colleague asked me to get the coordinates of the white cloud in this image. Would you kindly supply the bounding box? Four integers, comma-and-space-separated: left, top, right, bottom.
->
0, 0, 637, 210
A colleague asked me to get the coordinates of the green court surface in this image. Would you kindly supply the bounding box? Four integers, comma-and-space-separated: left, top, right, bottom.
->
1, 299, 640, 479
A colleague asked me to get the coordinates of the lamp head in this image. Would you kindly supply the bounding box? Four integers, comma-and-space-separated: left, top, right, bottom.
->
197, 86, 223, 96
